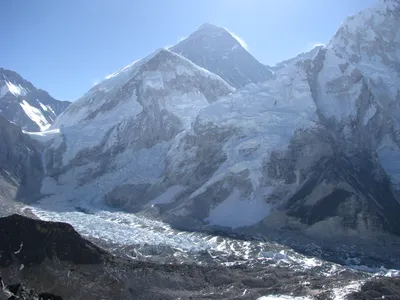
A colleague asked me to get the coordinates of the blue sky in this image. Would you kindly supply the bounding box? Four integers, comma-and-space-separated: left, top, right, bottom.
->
1, 0, 375, 101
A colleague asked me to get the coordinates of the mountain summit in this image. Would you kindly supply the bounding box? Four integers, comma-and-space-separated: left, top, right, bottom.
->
170, 23, 272, 88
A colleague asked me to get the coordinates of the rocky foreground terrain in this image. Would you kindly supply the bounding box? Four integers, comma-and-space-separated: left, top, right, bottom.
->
0, 214, 398, 300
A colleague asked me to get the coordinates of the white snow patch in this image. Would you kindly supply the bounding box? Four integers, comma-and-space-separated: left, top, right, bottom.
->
19, 100, 50, 130
142, 71, 164, 91
150, 185, 183, 205
25, 128, 61, 143
349, 264, 400, 277
38, 101, 48, 111
205, 189, 271, 228
47, 105, 56, 115
331, 281, 363, 300
259, 250, 289, 261
105, 59, 140, 80
258, 250, 323, 270
363, 105, 377, 125
14, 242, 23, 254
315, 50, 361, 122
4, 81, 26, 96
163, 91, 210, 126
258, 281, 362, 299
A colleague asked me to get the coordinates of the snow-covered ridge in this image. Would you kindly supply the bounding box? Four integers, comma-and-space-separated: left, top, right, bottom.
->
0, 81, 28, 98
44, 47, 234, 169
19, 100, 51, 131
0, 68, 70, 131
85, 48, 233, 98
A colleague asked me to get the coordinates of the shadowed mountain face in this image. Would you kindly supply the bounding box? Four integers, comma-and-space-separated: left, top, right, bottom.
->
0, 116, 43, 213
0, 68, 70, 132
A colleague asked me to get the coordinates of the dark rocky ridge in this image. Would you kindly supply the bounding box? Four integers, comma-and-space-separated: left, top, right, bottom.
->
0, 214, 107, 267
347, 278, 400, 300
0, 277, 63, 300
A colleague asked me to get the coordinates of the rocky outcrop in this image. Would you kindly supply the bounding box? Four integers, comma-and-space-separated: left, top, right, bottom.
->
263, 129, 400, 238
347, 277, 400, 300
0, 214, 107, 267
0, 277, 63, 300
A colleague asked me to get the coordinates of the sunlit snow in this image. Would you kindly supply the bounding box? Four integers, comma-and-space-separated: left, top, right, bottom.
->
19, 100, 50, 130
205, 189, 271, 228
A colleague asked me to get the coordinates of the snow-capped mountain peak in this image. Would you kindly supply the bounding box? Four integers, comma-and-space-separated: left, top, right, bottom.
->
170, 23, 272, 88
0, 68, 33, 98
188, 23, 245, 49
48, 48, 234, 166
0, 68, 70, 131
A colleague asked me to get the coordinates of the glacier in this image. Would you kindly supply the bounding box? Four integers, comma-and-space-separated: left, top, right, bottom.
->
13, 0, 400, 279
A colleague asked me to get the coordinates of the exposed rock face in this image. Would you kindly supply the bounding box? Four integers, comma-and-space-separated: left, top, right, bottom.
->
171, 23, 273, 88
256, 129, 400, 238
0, 68, 70, 131
347, 277, 400, 300
0, 117, 43, 213
0, 277, 63, 300
0, 215, 122, 300
0, 214, 107, 267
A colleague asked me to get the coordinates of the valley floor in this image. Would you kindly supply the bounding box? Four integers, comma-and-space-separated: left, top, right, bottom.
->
12, 202, 398, 299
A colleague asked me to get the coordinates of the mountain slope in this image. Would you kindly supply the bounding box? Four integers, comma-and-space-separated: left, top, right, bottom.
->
158, 47, 400, 240
21, 0, 400, 265
170, 23, 273, 88
328, 0, 400, 188
0, 68, 70, 131
32, 49, 233, 212
0, 116, 43, 217
272, 45, 323, 71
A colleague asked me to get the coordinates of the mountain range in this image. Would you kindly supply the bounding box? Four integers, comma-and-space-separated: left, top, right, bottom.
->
1, 1, 400, 296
